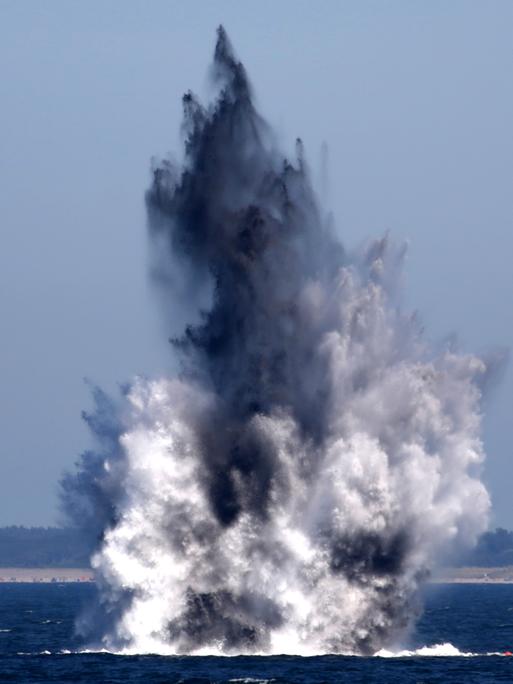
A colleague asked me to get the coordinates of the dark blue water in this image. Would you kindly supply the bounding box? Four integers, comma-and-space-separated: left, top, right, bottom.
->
1, 583, 513, 683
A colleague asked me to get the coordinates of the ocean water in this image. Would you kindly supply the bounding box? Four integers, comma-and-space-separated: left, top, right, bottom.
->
1, 583, 513, 683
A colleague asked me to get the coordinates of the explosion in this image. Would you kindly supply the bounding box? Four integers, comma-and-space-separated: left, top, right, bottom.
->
63, 27, 489, 655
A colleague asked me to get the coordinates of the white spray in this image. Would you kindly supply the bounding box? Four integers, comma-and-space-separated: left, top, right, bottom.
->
63, 27, 490, 655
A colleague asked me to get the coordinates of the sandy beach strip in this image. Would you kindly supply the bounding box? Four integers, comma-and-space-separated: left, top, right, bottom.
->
432, 566, 513, 584
0, 568, 93, 583
2, 566, 513, 584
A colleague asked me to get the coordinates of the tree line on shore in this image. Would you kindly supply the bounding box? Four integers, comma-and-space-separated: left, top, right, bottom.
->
0, 527, 90, 567
1, 526, 513, 568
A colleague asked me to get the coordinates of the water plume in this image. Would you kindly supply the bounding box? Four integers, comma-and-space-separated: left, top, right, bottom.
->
62, 26, 490, 655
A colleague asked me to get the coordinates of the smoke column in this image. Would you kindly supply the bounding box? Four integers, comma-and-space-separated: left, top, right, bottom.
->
62, 27, 490, 655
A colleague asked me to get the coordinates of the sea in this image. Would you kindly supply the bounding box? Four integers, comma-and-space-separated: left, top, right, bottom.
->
1, 583, 513, 683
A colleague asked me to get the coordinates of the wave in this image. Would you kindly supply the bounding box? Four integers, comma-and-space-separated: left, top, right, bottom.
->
228, 680, 273, 683
374, 642, 504, 657
41, 643, 507, 658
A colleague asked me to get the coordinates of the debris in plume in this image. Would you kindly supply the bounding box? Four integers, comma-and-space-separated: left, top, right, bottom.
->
62, 26, 490, 655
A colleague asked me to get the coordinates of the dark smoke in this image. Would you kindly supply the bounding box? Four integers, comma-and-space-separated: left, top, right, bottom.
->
147, 27, 348, 527
62, 27, 490, 655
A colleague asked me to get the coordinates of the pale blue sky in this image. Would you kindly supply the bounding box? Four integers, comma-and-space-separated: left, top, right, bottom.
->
0, 1, 512, 526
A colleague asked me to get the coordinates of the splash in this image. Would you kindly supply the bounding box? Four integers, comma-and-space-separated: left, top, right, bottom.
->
62, 27, 490, 655
375, 643, 498, 657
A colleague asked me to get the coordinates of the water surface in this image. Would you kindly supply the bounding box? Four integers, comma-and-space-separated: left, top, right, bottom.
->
1, 583, 513, 682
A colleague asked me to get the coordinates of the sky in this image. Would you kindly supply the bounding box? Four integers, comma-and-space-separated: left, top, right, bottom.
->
0, 0, 512, 527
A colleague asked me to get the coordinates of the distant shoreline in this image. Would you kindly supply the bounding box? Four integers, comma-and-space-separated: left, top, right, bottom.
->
432, 566, 513, 584
0, 568, 93, 583
2, 566, 513, 584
